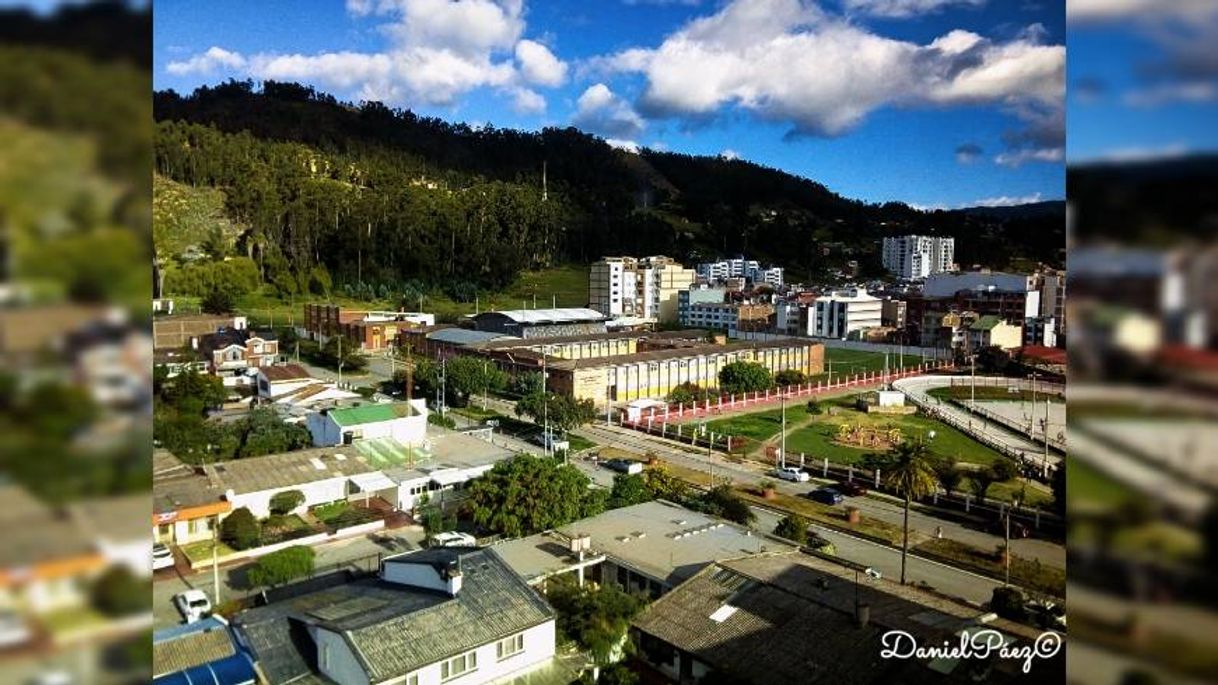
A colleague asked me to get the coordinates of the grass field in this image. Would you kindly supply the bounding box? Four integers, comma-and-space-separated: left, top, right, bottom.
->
703, 399, 1005, 467
169, 265, 591, 328
928, 386, 1065, 403
809, 348, 929, 384
1067, 458, 1135, 508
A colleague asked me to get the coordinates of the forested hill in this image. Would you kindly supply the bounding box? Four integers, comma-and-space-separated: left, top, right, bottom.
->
153, 81, 1064, 295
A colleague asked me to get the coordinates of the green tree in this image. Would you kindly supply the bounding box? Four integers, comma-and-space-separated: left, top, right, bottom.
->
718, 361, 772, 395
608, 474, 653, 509
220, 507, 261, 550
247, 546, 315, 588
989, 586, 1027, 622
880, 439, 939, 585
667, 382, 709, 406
641, 465, 689, 503
515, 392, 597, 433
970, 469, 997, 504
699, 485, 755, 525
312, 336, 367, 373
200, 286, 235, 314
465, 455, 603, 537
773, 514, 810, 545
546, 576, 645, 665
934, 457, 964, 498
774, 369, 806, 387
989, 457, 1020, 483
230, 407, 313, 458
269, 489, 306, 515
91, 566, 150, 617
509, 371, 543, 397
441, 356, 507, 407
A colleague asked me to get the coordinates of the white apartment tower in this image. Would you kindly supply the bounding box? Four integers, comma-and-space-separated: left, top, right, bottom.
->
590, 256, 696, 323
809, 288, 883, 339
882, 235, 955, 280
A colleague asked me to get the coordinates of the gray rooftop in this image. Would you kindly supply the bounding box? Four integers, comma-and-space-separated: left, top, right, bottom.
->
499, 500, 799, 588
234, 547, 554, 684
425, 328, 516, 345
202, 445, 375, 495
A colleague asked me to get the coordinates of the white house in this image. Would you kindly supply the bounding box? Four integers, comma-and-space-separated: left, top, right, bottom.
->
233, 547, 557, 685
308, 400, 428, 447
203, 448, 392, 519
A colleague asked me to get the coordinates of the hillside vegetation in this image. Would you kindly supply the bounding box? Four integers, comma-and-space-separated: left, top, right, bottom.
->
153, 81, 1065, 304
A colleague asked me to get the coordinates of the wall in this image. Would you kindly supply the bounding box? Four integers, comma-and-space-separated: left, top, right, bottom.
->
230, 477, 350, 519
388, 620, 556, 685
317, 626, 371, 685
728, 330, 954, 360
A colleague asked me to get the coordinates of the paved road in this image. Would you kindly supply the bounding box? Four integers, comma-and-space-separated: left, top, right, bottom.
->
894, 375, 1063, 469
576, 422, 1066, 568
152, 527, 426, 630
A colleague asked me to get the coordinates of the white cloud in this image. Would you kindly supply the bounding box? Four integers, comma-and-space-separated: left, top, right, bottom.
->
971, 192, 1043, 207
842, 0, 985, 19
166, 46, 247, 76
515, 39, 568, 87
596, 0, 1064, 145
720, 149, 741, 159
509, 86, 546, 114
1067, 0, 1217, 23
605, 138, 641, 152
994, 146, 1063, 167
573, 83, 646, 139
1073, 143, 1191, 165
167, 0, 568, 112
1123, 81, 1218, 107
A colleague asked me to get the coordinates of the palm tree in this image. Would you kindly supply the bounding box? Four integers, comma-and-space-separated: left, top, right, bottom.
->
882, 438, 939, 585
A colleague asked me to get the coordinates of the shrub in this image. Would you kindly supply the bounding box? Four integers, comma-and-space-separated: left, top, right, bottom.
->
989, 586, 1027, 621
774, 369, 806, 387
989, 457, 1020, 483
200, 287, 235, 314
220, 507, 261, 550
247, 546, 315, 588
91, 566, 150, 617
269, 489, 306, 515
805, 400, 823, 415
774, 514, 809, 545
428, 412, 456, 429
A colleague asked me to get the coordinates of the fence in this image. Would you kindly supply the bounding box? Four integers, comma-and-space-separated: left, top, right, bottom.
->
728, 330, 955, 360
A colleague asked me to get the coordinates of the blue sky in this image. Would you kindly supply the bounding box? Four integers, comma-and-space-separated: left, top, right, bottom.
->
1068, 2, 1218, 164
154, 0, 1065, 209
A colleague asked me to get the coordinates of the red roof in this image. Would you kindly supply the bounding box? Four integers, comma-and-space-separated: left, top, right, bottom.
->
260, 363, 313, 382
1158, 345, 1218, 370
1017, 345, 1067, 365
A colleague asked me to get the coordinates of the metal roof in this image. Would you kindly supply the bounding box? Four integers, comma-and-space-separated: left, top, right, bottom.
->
426, 328, 515, 345
328, 402, 418, 426
476, 308, 606, 324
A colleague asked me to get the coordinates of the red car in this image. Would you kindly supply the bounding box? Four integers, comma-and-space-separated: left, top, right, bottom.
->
836, 480, 868, 497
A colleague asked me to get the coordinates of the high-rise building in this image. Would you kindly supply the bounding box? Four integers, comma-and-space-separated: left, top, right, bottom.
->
809, 288, 883, 339
882, 235, 955, 280
589, 256, 696, 323
695, 257, 783, 288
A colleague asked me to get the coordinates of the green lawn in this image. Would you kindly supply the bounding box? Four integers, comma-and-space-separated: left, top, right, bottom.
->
807, 348, 929, 384
928, 386, 1065, 403
180, 265, 591, 328
1067, 458, 1135, 508
180, 539, 237, 565
703, 401, 1005, 467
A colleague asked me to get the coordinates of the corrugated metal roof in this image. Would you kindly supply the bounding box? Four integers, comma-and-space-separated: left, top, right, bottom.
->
328, 402, 418, 426
476, 308, 606, 324
426, 328, 515, 345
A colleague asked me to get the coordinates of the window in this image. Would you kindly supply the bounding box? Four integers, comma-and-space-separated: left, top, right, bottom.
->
441, 651, 478, 681
497, 632, 525, 660
407, 675, 419, 685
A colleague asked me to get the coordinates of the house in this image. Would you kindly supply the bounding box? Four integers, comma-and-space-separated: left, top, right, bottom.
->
153, 313, 247, 350
302, 303, 435, 351
256, 363, 315, 400
65, 315, 153, 409
199, 329, 279, 383
153, 347, 207, 377
0, 484, 108, 616
153, 616, 258, 685
631, 553, 1062, 685
494, 500, 798, 597
153, 450, 231, 546
69, 494, 156, 577
308, 400, 429, 447
232, 547, 557, 685
966, 316, 1023, 351
375, 431, 513, 512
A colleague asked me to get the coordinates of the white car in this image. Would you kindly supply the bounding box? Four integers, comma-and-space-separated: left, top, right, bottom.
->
0, 610, 32, 648
429, 531, 478, 548
172, 590, 212, 624
772, 466, 810, 483
532, 432, 570, 452
152, 543, 175, 571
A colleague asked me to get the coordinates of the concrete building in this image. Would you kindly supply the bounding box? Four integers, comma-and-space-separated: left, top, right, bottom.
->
494, 500, 798, 597
589, 256, 696, 323
920, 311, 976, 349
302, 303, 434, 351
682, 302, 774, 332
469, 308, 607, 339
880, 299, 906, 329
677, 286, 727, 326
631, 553, 1059, 685
233, 547, 557, 685
308, 400, 429, 447
199, 329, 279, 385
153, 450, 230, 547
1024, 316, 1058, 348
966, 315, 1023, 351
907, 271, 1041, 344
695, 258, 784, 288
881, 235, 954, 280
809, 288, 883, 339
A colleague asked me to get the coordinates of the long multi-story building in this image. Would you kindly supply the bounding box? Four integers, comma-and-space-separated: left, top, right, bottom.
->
881, 235, 955, 280
589, 256, 697, 323
682, 302, 774, 332
695, 257, 784, 288
677, 285, 727, 326
809, 288, 883, 339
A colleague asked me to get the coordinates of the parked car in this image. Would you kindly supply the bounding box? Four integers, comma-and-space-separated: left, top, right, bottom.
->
990, 518, 1030, 538
835, 480, 868, 497
602, 458, 644, 475
772, 466, 809, 483
0, 610, 32, 648
807, 487, 844, 505
152, 543, 175, 571
172, 589, 212, 624
429, 531, 478, 548
532, 431, 570, 452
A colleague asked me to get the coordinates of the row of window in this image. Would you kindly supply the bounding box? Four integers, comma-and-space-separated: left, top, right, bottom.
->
422, 632, 526, 683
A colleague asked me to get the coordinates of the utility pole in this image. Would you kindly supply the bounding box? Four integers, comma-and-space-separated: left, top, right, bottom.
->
1043, 397, 1051, 477
541, 348, 549, 458
779, 390, 787, 469
337, 334, 343, 387
1004, 505, 1011, 587
212, 521, 221, 605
